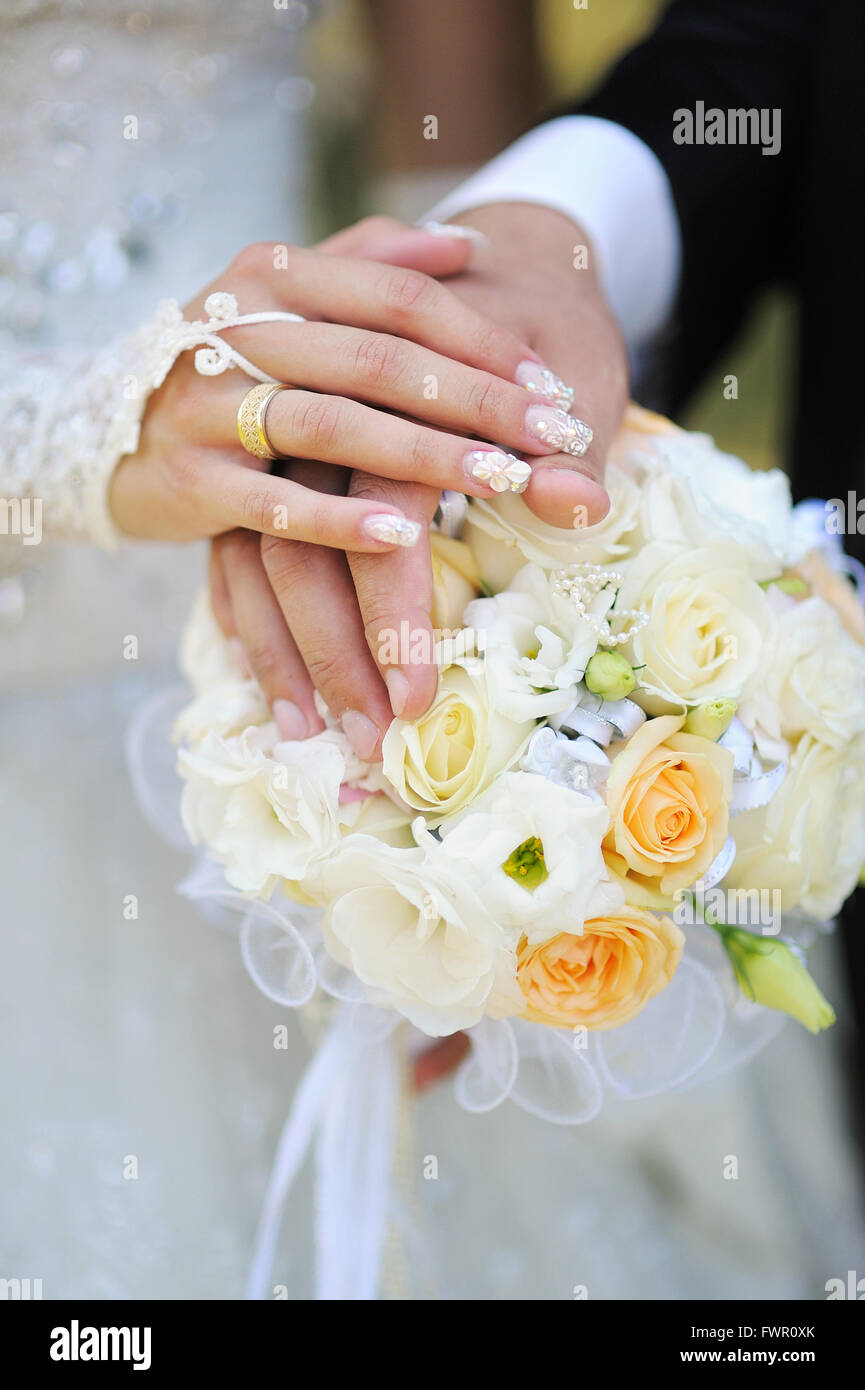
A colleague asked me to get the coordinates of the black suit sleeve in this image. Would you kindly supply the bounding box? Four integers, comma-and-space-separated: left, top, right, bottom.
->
577, 0, 818, 408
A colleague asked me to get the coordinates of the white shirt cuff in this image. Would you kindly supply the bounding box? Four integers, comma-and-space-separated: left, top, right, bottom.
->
427, 115, 681, 348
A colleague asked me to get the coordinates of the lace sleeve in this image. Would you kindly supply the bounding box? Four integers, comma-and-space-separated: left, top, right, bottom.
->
0, 294, 303, 553
0, 301, 196, 550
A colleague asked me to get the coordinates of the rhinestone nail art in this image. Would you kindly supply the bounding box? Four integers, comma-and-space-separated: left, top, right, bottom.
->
361, 514, 422, 546
525, 405, 593, 458
465, 449, 532, 494
515, 360, 575, 411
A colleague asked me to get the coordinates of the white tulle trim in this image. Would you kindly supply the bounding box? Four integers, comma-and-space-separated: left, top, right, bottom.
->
126, 686, 793, 1128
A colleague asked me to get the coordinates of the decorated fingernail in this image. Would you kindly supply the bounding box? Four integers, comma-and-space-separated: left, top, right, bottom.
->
464, 448, 532, 494
525, 404, 593, 457
418, 220, 490, 248
515, 360, 575, 410
360, 513, 422, 547
342, 709, 380, 760
385, 669, 411, 718
273, 698, 308, 741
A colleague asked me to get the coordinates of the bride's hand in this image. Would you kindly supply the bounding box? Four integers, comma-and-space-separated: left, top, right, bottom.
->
109, 230, 589, 550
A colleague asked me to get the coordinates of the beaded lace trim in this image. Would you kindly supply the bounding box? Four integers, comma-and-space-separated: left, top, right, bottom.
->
0, 293, 303, 549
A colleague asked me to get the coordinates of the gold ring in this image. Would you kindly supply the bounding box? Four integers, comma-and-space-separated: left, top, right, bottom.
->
236, 382, 292, 460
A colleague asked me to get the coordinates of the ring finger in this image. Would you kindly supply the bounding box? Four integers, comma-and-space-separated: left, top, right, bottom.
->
220, 381, 540, 502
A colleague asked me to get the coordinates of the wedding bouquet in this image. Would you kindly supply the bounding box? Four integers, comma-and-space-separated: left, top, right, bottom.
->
174, 405, 865, 1118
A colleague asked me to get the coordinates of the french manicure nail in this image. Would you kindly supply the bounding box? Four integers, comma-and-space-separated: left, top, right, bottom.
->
515, 359, 575, 411
525, 404, 594, 457
463, 448, 532, 495
273, 698, 308, 741
360, 513, 422, 547
385, 668, 411, 717
342, 709, 380, 760
418, 219, 490, 248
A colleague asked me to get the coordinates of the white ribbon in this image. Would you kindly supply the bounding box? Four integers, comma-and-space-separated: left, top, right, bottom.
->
551, 702, 614, 745
719, 716, 754, 775
246, 1004, 399, 1301
596, 696, 647, 738
551, 689, 646, 746
730, 758, 787, 814
720, 716, 787, 815
695, 835, 737, 891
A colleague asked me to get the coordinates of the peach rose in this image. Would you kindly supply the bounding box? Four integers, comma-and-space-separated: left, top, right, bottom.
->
603, 714, 733, 908
516, 907, 684, 1030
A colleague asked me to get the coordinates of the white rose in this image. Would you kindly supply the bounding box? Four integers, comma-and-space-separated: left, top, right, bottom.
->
739, 595, 865, 750
464, 564, 612, 721
318, 831, 523, 1035
179, 728, 359, 896
463, 460, 641, 591
616, 542, 776, 711
727, 733, 865, 919
438, 771, 624, 945
620, 427, 797, 562
381, 657, 534, 820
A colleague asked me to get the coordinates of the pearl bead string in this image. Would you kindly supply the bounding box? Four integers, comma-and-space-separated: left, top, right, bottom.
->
550, 563, 649, 647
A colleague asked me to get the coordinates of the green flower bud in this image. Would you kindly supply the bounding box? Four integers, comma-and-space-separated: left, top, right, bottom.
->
584, 650, 636, 701
683, 698, 738, 741
720, 927, 835, 1034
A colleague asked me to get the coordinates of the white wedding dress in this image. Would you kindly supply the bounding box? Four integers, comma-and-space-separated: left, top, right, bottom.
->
1, 0, 863, 1301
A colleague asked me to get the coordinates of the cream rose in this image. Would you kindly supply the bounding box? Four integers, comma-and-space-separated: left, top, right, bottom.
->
728, 732, 865, 920
429, 532, 481, 632
739, 595, 865, 750
603, 714, 734, 907
516, 906, 684, 1030
319, 832, 523, 1035
616, 542, 776, 711
381, 657, 534, 820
